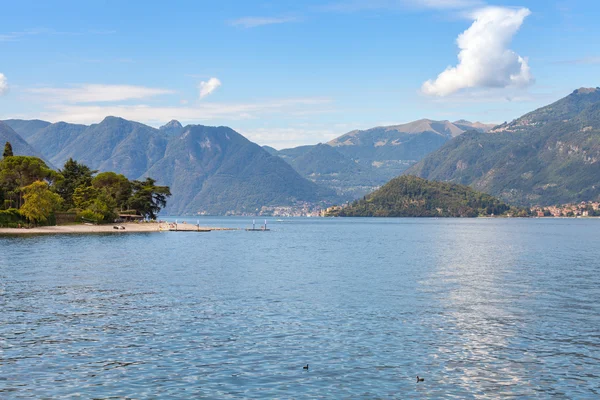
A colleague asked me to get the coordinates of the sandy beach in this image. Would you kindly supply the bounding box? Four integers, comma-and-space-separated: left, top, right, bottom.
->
0, 223, 236, 235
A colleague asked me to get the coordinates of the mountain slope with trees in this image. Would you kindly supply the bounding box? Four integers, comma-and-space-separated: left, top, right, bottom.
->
326, 119, 492, 180
143, 125, 335, 214
275, 143, 388, 199
408, 88, 600, 206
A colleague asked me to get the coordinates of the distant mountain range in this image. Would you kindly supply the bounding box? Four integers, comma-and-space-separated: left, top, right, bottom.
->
3, 87, 599, 213
269, 119, 493, 199
2, 117, 335, 214
409, 88, 600, 206
328, 119, 493, 179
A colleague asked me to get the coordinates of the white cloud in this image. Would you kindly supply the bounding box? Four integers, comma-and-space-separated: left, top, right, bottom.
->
34, 97, 332, 126
239, 126, 341, 149
199, 78, 222, 99
229, 16, 299, 28
422, 7, 533, 96
27, 84, 174, 103
0, 73, 7, 95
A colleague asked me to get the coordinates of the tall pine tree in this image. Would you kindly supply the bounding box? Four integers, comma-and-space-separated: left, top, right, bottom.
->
3, 142, 13, 158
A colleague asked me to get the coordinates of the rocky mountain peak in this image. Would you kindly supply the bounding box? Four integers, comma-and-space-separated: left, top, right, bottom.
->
159, 120, 184, 136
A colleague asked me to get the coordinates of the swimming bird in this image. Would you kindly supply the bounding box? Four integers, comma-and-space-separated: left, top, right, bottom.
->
416, 376, 424, 383
303, 364, 309, 370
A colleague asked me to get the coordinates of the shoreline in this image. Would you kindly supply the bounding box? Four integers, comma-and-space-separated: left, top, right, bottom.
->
0, 223, 237, 235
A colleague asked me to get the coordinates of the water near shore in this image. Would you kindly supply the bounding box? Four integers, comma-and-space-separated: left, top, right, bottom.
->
1, 218, 599, 398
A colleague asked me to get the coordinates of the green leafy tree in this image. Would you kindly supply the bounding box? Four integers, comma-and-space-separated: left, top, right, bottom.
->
128, 178, 171, 220
92, 171, 132, 210
88, 194, 117, 222
72, 185, 118, 222
3, 142, 13, 158
56, 158, 96, 209
0, 156, 57, 208
72, 185, 101, 209
20, 181, 63, 225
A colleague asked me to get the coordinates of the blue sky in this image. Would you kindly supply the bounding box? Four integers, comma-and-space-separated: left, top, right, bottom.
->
1, 0, 599, 148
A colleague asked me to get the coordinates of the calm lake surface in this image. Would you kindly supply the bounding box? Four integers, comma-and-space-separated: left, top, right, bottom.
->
1, 218, 599, 398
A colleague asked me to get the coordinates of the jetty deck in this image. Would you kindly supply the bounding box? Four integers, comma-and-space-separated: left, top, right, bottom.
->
162, 223, 236, 232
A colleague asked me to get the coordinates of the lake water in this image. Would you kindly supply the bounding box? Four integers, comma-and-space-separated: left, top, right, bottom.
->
1, 218, 599, 398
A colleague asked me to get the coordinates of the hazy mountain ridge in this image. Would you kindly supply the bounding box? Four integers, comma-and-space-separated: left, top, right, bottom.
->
0, 122, 53, 166
143, 125, 335, 214
408, 88, 600, 206
269, 118, 492, 198
27, 122, 88, 161
275, 143, 388, 199
325, 119, 491, 180
3, 119, 52, 140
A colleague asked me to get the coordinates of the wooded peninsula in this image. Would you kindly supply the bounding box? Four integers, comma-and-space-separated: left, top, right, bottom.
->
0, 141, 171, 228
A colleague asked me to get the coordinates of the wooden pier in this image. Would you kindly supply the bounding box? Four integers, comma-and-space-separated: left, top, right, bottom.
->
160, 222, 234, 232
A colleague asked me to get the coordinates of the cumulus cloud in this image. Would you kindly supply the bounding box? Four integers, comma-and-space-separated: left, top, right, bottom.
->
422, 7, 533, 96
27, 84, 173, 103
0, 73, 7, 95
199, 77, 222, 98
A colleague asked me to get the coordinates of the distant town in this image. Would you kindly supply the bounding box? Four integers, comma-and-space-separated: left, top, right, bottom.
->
191, 201, 600, 218
531, 201, 600, 217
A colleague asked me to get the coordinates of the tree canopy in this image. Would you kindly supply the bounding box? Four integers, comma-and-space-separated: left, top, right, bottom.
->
128, 178, 171, 220
55, 158, 96, 209
334, 175, 526, 217
0, 156, 56, 208
20, 181, 63, 224
0, 155, 170, 226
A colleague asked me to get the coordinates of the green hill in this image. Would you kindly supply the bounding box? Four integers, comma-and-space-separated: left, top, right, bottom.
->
335, 175, 518, 217
408, 88, 600, 206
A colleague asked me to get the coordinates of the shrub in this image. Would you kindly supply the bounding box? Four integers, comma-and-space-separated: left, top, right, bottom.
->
76, 209, 104, 224
0, 208, 25, 227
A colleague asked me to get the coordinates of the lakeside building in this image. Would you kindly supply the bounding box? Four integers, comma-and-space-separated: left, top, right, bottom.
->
531, 201, 600, 217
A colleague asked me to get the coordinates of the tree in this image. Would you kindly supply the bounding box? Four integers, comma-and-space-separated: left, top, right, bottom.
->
0, 156, 56, 208
3, 142, 13, 158
72, 185, 101, 209
20, 181, 63, 225
55, 158, 96, 209
73, 185, 117, 222
92, 171, 132, 210
128, 178, 171, 220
